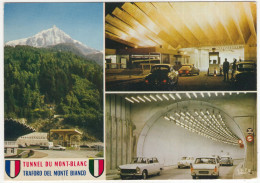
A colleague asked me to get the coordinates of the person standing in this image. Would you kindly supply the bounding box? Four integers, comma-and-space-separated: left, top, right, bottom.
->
231, 58, 237, 80
223, 58, 230, 81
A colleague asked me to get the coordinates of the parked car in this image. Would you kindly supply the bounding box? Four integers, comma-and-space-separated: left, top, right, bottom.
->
178, 157, 194, 168
40, 142, 53, 150
52, 145, 66, 151
145, 64, 178, 90
220, 156, 233, 166
191, 156, 220, 179
178, 64, 200, 76
233, 62, 256, 89
118, 157, 163, 179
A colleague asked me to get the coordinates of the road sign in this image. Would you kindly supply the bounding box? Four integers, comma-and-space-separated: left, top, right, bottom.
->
247, 128, 254, 134
238, 139, 243, 144
246, 135, 254, 142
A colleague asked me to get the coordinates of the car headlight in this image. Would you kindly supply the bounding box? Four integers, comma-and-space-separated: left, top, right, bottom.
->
136, 166, 140, 174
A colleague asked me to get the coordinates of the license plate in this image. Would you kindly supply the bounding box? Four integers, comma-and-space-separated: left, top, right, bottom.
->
199, 171, 209, 174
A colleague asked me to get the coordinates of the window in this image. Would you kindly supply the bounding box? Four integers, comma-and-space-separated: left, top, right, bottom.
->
4, 148, 7, 154
11, 148, 14, 154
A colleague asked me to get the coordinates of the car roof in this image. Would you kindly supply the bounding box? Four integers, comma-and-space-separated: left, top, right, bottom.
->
195, 156, 216, 159
237, 62, 256, 64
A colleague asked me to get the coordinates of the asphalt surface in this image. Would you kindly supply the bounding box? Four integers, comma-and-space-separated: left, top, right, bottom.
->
106, 72, 256, 91
118, 159, 240, 180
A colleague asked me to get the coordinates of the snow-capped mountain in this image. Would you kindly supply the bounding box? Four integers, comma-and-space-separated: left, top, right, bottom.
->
5, 25, 103, 65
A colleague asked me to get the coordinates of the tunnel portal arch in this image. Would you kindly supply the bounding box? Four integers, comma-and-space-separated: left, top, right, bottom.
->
136, 100, 246, 166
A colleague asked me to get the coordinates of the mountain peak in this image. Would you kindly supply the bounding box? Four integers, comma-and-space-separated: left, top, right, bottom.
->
5, 26, 103, 65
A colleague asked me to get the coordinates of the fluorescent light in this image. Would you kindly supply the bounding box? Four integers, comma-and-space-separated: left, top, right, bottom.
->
150, 95, 157, 101
169, 94, 175, 100
186, 93, 191, 98
176, 93, 181, 99
156, 94, 163, 101
143, 95, 151, 102
137, 96, 145, 102
125, 97, 134, 103
162, 94, 169, 100
131, 97, 140, 103
164, 116, 170, 120
170, 116, 175, 120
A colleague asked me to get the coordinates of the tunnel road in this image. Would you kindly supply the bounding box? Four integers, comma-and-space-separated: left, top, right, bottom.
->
148, 159, 241, 180
106, 72, 255, 91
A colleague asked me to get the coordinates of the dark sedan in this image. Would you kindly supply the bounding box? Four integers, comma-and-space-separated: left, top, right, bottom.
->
234, 62, 256, 89
178, 64, 200, 76
145, 64, 178, 90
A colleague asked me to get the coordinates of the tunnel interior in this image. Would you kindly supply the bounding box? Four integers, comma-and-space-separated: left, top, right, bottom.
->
106, 92, 256, 173
136, 100, 246, 166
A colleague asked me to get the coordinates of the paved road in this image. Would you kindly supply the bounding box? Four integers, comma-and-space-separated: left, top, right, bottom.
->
119, 160, 241, 180
150, 160, 240, 180
106, 72, 256, 91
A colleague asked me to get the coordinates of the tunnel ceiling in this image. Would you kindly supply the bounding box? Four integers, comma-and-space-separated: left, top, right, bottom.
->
123, 92, 252, 146
105, 2, 256, 49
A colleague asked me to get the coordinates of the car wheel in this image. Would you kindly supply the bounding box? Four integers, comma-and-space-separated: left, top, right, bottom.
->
157, 170, 161, 176
192, 176, 196, 179
142, 170, 147, 180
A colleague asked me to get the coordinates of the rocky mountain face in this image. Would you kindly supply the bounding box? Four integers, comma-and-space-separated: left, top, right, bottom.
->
5, 25, 103, 65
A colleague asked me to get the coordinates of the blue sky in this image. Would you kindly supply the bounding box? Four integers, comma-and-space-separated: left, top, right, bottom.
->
4, 3, 103, 50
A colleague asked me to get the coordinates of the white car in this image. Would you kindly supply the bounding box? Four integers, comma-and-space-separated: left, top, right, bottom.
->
52, 145, 66, 151
118, 157, 163, 179
220, 156, 233, 166
178, 157, 194, 168
191, 156, 220, 179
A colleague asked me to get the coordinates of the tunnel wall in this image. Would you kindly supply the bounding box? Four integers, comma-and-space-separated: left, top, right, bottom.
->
139, 116, 245, 166
131, 94, 256, 168
105, 95, 133, 173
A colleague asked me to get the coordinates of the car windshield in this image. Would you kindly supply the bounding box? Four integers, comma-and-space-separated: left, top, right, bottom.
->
195, 158, 216, 164
180, 66, 191, 70
237, 63, 255, 71
181, 157, 187, 160
151, 66, 170, 73
221, 157, 229, 161
132, 157, 147, 164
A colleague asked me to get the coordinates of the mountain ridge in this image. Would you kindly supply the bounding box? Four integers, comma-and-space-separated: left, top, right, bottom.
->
5, 25, 103, 65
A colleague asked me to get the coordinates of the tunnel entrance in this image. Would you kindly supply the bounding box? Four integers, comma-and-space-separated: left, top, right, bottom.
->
136, 100, 246, 166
